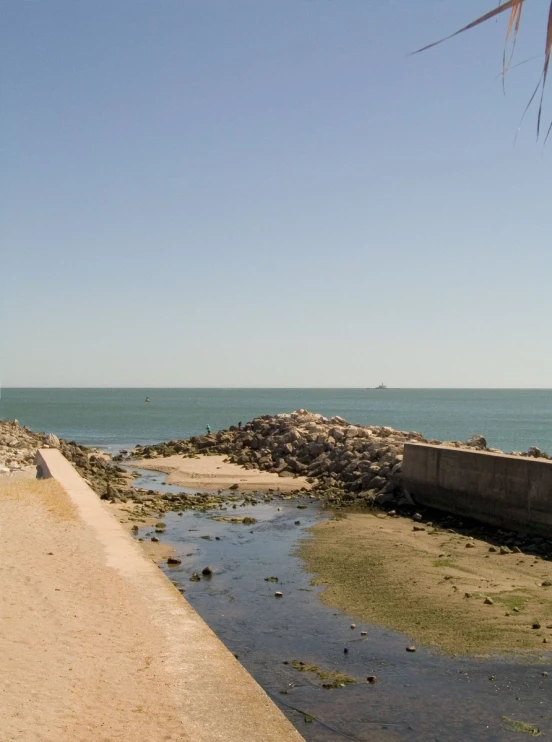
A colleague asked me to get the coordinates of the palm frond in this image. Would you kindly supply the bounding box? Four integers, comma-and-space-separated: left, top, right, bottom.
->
415, 0, 552, 138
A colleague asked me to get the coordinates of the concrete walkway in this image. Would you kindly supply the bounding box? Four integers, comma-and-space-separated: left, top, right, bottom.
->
1, 450, 304, 742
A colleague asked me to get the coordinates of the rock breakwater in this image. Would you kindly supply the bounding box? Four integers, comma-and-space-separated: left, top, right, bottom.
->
126, 409, 519, 509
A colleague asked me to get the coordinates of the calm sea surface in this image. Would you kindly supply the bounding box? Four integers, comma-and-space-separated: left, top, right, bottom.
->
1, 388, 551, 454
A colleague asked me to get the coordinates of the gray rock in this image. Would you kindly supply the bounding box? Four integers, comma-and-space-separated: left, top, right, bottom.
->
44, 433, 60, 448
465, 434, 487, 449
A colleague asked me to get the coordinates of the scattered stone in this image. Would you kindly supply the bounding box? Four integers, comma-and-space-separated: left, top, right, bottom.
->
151, 536, 159, 543
484, 597, 494, 605
366, 675, 377, 684
413, 525, 425, 532
465, 542, 475, 549
274, 591, 283, 598
294, 520, 301, 526
361, 631, 368, 637
264, 576, 279, 583
167, 556, 182, 565
190, 573, 201, 582
532, 621, 541, 630
413, 513, 423, 522
406, 646, 416, 652
499, 545, 512, 555
542, 671, 549, 678
202, 566, 214, 576
488, 546, 497, 553
541, 580, 552, 587
350, 624, 356, 629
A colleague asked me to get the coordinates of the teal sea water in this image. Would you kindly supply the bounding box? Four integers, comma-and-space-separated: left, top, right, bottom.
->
1, 388, 552, 454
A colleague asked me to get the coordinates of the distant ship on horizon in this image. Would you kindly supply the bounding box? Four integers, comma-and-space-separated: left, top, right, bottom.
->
375, 383, 387, 390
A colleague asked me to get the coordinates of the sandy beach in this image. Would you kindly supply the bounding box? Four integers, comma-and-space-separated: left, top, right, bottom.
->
300, 511, 552, 655
131, 453, 311, 492
0, 478, 192, 742
0, 472, 302, 742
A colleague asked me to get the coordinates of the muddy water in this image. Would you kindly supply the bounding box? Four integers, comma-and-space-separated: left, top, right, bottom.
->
131, 479, 551, 741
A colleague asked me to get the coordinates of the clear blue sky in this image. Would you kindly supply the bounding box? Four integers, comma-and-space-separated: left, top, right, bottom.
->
2, 0, 551, 387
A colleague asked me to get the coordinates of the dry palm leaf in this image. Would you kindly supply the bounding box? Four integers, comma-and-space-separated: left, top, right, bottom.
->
415, 0, 552, 138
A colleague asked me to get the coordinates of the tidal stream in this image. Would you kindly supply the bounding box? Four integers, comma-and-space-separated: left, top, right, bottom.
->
130, 468, 551, 741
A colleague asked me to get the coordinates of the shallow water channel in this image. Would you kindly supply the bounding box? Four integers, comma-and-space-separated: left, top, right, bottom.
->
130, 469, 552, 741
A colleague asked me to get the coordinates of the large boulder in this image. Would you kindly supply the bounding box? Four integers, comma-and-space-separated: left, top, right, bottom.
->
44, 433, 60, 448
465, 434, 487, 450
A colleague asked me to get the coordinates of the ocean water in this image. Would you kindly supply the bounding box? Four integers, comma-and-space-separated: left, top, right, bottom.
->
1, 388, 551, 454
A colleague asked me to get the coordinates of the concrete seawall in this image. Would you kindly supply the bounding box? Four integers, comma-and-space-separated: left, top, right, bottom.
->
402, 443, 552, 537
35, 449, 304, 742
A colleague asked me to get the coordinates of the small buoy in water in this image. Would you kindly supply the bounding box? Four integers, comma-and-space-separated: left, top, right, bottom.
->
275, 591, 283, 598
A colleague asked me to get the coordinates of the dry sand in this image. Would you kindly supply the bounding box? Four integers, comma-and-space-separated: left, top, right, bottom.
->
300, 511, 552, 656
131, 453, 311, 492
0, 479, 198, 742
0, 476, 302, 742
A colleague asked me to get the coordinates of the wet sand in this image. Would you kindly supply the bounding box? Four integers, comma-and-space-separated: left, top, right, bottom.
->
131, 453, 311, 492
299, 511, 552, 655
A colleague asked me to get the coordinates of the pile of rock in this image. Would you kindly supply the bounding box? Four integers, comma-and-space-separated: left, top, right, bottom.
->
128, 410, 425, 508
0, 420, 44, 474
0, 419, 132, 500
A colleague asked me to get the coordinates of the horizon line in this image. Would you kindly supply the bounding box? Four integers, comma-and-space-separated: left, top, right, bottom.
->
1, 385, 552, 392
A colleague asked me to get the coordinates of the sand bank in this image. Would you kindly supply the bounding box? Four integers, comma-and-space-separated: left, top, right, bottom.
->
131, 453, 311, 492
299, 511, 552, 656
